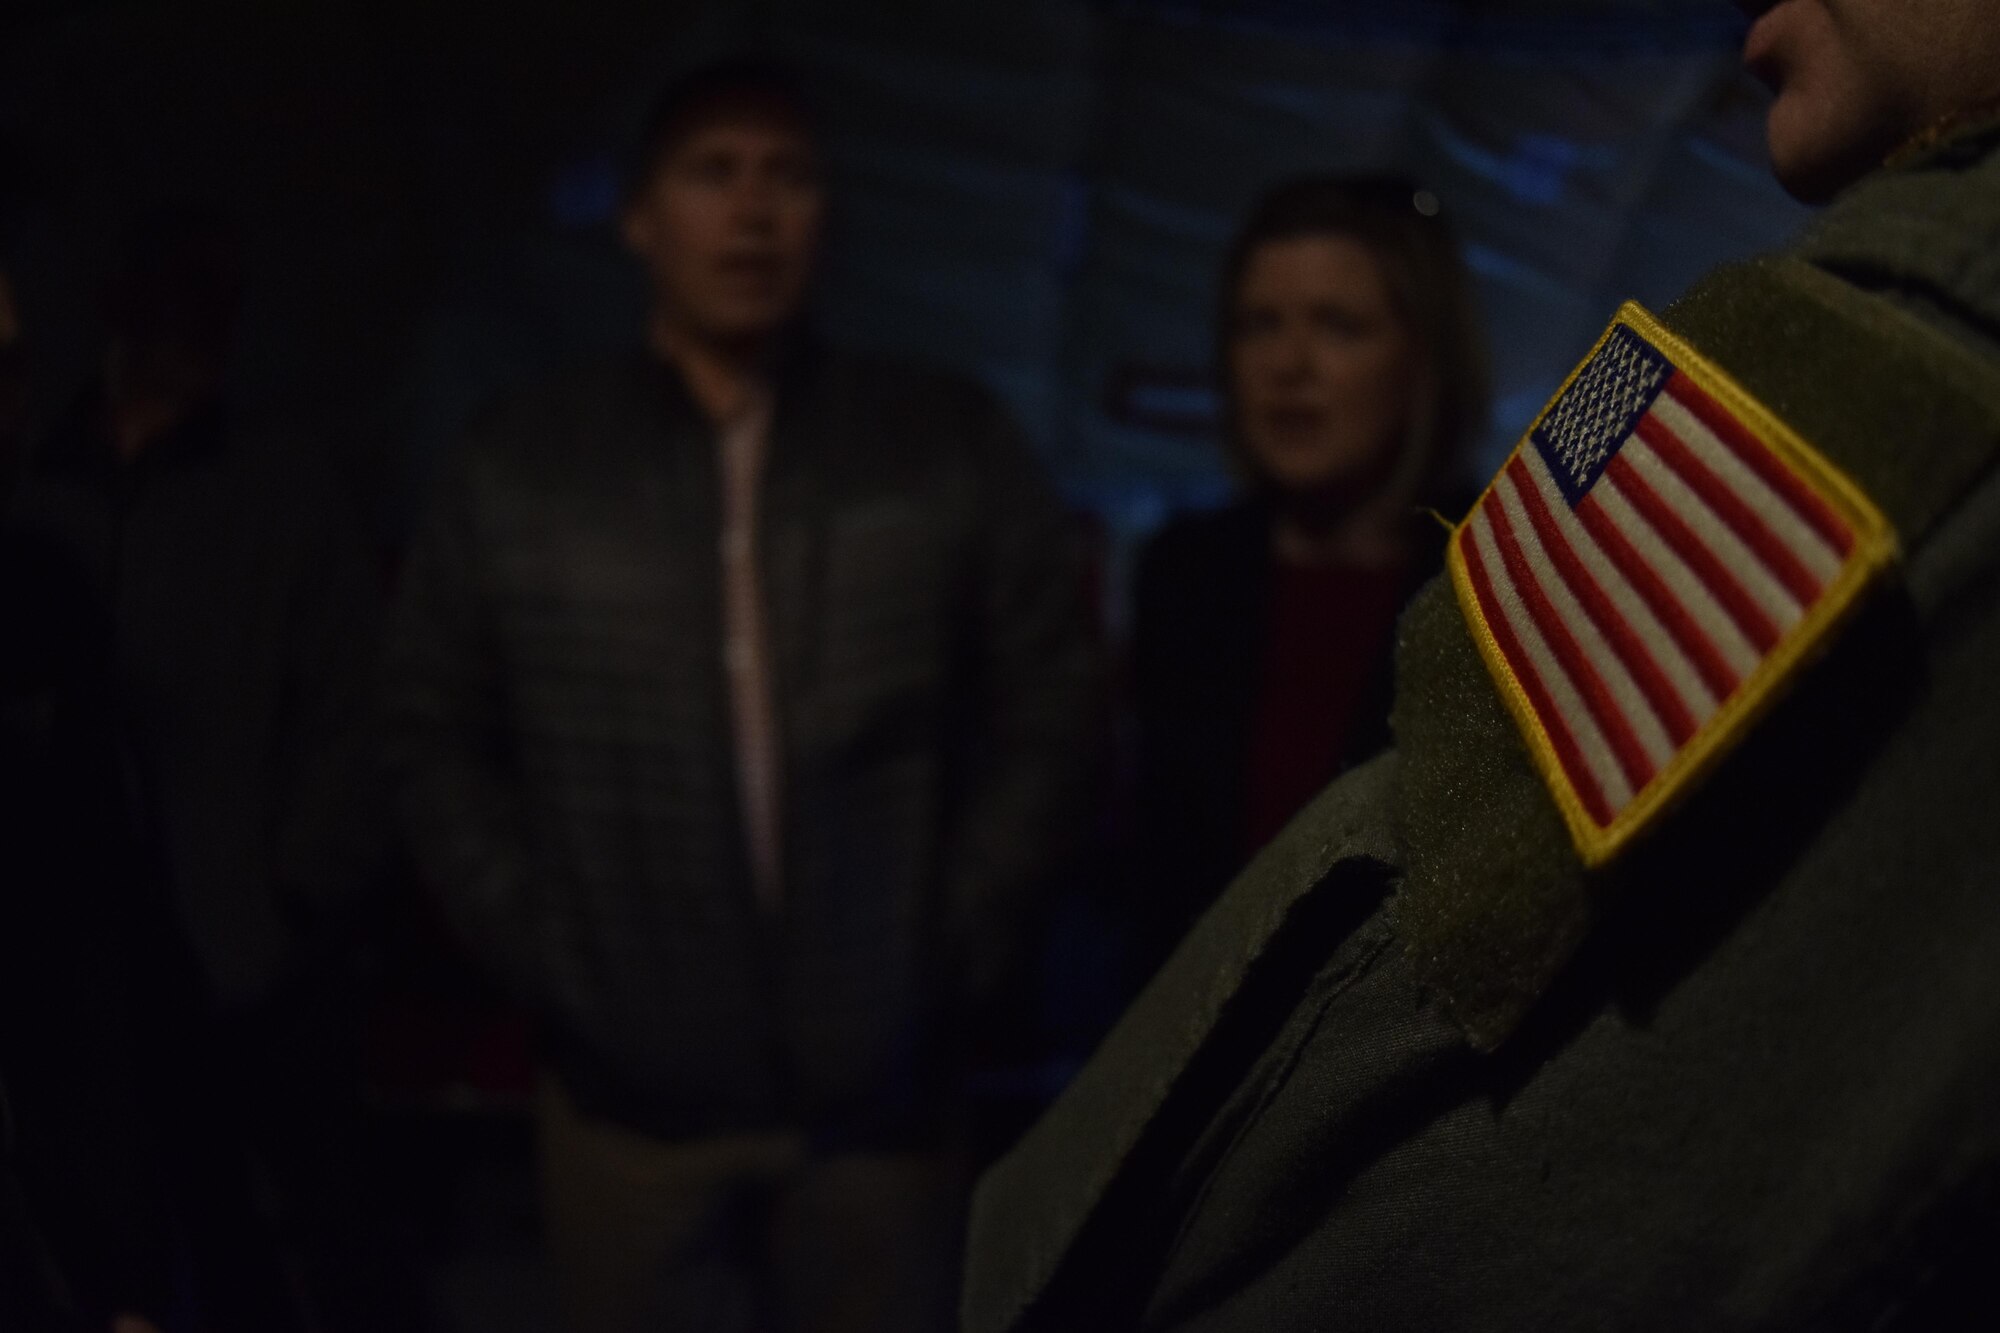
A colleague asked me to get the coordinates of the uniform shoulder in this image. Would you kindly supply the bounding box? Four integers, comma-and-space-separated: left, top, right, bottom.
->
1790, 116, 2000, 357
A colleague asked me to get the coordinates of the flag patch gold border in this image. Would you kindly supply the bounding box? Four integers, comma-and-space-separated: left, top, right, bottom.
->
1447, 303, 1897, 868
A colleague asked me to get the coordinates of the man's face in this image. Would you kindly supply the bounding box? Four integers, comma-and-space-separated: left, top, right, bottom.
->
1743, 0, 2000, 202
621, 117, 825, 347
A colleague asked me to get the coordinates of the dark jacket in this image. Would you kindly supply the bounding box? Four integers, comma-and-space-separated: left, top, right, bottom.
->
1, 525, 185, 1330
14, 400, 388, 1009
1129, 500, 1447, 963
965, 120, 2000, 1331
381, 344, 1098, 1143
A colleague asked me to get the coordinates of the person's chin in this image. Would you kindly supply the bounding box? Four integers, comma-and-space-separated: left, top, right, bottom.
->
1767, 93, 1902, 203
696, 302, 796, 347
1266, 464, 1375, 511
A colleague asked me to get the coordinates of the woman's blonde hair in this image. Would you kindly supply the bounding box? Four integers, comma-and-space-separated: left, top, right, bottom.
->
1218, 173, 1490, 510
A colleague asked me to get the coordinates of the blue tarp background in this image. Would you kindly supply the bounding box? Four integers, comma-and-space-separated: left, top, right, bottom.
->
497, 2, 1809, 550
3, 1, 1809, 572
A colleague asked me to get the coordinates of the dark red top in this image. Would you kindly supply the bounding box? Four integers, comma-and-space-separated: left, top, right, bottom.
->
1241, 559, 1410, 855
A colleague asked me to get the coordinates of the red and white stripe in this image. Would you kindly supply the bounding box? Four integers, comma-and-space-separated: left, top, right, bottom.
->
1460, 370, 1856, 828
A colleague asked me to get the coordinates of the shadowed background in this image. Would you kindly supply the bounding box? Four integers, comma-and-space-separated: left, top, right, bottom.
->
1, 0, 1804, 564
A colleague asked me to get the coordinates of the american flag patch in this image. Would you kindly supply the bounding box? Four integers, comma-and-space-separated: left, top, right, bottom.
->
1449, 303, 1895, 866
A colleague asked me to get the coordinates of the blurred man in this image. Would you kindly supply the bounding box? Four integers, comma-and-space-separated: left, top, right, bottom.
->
965, 2, 2000, 1329
13, 210, 406, 1333
383, 58, 1096, 1333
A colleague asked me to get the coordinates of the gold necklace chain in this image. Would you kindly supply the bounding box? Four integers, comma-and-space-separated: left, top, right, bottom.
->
1885, 94, 2000, 171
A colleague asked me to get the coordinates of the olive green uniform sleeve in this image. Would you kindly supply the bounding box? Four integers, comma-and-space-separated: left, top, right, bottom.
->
964, 753, 1401, 1333
964, 116, 2000, 1333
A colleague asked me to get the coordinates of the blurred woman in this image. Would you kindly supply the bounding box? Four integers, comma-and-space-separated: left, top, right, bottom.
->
1129, 174, 1488, 966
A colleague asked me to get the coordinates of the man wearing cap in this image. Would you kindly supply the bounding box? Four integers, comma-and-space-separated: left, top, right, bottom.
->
963, 2, 2000, 1328
383, 57, 1097, 1333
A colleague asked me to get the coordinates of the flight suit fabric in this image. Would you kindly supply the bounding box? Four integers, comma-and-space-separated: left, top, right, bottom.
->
965, 117, 2000, 1333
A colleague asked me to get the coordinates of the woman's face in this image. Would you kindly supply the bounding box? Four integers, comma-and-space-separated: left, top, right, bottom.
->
1227, 234, 1423, 503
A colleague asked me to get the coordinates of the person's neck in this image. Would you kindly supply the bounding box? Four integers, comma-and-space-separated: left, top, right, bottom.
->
1886, 88, 2000, 171
648, 313, 774, 425
1271, 490, 1413, 570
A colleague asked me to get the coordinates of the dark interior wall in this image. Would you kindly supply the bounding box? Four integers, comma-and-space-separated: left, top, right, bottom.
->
5, 1, 410, 515
0, 0, 738, 524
